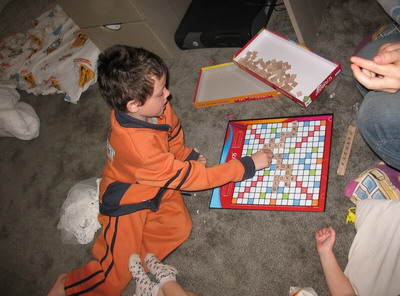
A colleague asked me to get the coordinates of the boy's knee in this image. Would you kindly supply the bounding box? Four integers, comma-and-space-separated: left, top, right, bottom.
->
185, 217, 192, 236
178, 215, 192, 240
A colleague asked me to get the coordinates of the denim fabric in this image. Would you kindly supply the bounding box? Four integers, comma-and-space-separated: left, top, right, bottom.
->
377, 0, 400, 24
355, 35, 400, 170
358, 91, 400, 170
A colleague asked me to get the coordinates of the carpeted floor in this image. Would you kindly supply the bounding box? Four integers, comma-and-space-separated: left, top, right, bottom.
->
0, 0, 392, 295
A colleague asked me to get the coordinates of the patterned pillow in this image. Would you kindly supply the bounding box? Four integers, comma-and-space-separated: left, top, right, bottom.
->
344, 162, 400, 204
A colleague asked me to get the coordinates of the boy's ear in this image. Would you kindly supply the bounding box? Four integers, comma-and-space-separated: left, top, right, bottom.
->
126, 100, 140, 113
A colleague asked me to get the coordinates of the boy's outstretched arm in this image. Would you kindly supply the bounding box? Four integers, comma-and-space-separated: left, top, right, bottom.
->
194, 147, 273, 168
315, 227, 356, 296
132, 131, 273, 192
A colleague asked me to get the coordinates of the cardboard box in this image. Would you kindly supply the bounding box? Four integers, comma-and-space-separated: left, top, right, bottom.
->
193, 62, 282, 108
233, 29, 342, 107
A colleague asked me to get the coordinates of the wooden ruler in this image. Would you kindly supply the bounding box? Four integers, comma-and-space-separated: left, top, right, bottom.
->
337, 125, 357, 176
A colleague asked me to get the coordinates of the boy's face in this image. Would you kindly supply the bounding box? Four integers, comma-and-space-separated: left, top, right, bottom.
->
128, 74, 170, 121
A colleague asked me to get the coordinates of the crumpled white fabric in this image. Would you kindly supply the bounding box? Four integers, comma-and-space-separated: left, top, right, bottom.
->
0, 5, 100, 104
344, 199, 400, 296
0, 79, 40, 140
57, 178, 102, 245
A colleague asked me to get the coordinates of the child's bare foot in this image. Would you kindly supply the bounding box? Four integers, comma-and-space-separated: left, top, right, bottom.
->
47, 273, 67, 296
315, 226, 336, 255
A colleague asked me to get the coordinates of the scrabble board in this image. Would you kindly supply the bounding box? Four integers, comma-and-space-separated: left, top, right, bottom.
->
210, 115, 333, 211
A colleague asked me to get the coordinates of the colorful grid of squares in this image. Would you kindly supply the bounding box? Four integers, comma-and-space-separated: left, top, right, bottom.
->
231, 120, 327, 207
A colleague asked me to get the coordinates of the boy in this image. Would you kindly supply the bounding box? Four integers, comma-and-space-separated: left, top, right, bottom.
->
49, 45, 273, 296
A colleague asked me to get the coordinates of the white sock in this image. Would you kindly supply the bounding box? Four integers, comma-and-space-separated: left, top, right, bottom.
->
144, 253, 177, 288
129, 254, 160, 296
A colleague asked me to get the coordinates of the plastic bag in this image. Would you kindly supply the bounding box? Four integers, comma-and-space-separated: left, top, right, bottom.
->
57, 178, 101, 244
289, 287, 318, 296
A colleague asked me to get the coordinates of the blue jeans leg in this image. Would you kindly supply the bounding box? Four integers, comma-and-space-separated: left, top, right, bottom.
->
355, 35, 400, 170
357, 90, 400, 170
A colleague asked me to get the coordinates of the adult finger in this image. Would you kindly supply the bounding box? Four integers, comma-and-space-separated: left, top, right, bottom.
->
351, 64, 400, 92
350, 56, 399, 77
351, 63, 383, 89
377, 42, 400, 54
361, 67, 375, 78
374, 49, 400, 64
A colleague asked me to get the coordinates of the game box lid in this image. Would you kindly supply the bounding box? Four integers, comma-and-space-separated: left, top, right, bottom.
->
193, 62, 282, 108
233, 29, 342, 107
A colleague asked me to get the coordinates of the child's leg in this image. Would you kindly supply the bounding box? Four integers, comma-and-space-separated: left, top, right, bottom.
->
141, 191, 192, 261
64, 212, 147, 295
129, 254, 159, 296
161, 281, 198, 296
62, 192, 191, 295
145, 253, 177, 287
47, 274, 67, 296
144, 253, 198, 296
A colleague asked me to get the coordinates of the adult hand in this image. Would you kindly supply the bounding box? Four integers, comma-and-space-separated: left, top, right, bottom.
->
350, 42, 400, 93
375, 42, 400, 64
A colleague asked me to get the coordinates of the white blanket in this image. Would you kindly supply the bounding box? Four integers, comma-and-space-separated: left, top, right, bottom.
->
0, 5, 99, 104
0, 5, 100, 139
344, 199, 400, 296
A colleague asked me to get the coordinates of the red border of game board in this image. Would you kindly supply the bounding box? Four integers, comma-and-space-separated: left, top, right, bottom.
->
210, 114, 333, 212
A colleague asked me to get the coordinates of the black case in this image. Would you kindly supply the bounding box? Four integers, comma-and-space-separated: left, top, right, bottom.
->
174, 0, 277, 49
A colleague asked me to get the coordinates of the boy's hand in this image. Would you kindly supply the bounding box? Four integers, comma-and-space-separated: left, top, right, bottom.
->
250, 148, 274, 170
315, 226, 336, 255
197, 154, 207, 166
194, 148, 207, 165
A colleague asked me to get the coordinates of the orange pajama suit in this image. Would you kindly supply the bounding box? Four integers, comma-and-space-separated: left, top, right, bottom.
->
64, 102, 256, 295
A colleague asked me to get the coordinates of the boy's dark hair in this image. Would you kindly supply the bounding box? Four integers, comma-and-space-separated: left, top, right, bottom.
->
97, 45, 168, 112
